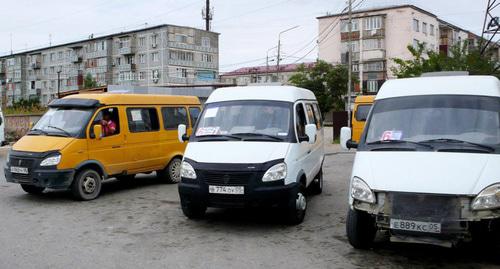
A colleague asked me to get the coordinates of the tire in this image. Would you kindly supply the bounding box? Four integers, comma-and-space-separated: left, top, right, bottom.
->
346, 208, 377, 249
71, 169, 102, 201
181, 203, 207, 219
309, 169, 323, 195
285, 184, 307, 225
158, 157, 182, 184
20, 184, 45, 194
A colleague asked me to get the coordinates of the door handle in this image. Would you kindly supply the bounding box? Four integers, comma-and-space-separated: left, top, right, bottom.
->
112, 145, 121, 148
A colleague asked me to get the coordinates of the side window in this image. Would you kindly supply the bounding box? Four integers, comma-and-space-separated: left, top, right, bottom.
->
305, 103, 316, 126
355, 104, 372, 121
312, 103, 323, 129
189, 107, 201, 127
161, 107, 188, 130
295, 103, 307, 138
92, 107, 120, 137
126, 107, 160, 133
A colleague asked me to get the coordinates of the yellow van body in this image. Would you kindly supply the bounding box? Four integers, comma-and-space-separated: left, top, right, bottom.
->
351, 95, 375, 143
5, 93, 201, 200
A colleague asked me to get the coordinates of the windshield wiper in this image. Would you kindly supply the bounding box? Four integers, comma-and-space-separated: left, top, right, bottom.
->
419, 138, 494, 152
196, 134, 242, 141
231, 132, 284, 141
27, 128, 48, 135
46, 125, 72, 137
367, 139, 434, 149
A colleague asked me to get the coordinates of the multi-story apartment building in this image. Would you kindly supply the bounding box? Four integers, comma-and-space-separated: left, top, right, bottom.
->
317, 4, 486, 94
220, 62, 314, 86
0, 24, 219, 106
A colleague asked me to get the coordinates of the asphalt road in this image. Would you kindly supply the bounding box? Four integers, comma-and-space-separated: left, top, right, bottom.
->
0, 149, 499, 269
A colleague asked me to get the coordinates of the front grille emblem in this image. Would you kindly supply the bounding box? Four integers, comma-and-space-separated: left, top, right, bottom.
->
18, 160, 22, 166
223, 174, 230, 184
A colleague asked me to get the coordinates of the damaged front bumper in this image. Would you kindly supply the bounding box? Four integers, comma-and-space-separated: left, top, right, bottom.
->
353, 192, 500, 246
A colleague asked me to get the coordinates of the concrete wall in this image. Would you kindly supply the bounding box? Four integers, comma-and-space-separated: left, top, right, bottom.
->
4, 114, 43, 141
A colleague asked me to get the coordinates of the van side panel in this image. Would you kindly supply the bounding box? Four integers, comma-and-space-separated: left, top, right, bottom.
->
58, 139, 89, 170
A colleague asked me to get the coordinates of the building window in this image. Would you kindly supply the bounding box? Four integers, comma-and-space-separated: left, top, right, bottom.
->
413, 19, 419, 32
139, 54, 146, 64
341, 18, 359, 32
151, 52, 159, 62
175, 34, 188, 43
363, 61, 384, 72
175, 68, 187, 78
430, 24, 435, 36
422, 22, 427, 34
152, 69, 160, 79
367, 80, 379, 92
413, 39, 419, 48
201, 54, 213, 62
169, 50, 194, 61
139, 37, 146, 47
341, 41, 360, 52
363, 16, 382, 30
138, 72, 145, 80
201, 37, 211, 47
50, 53, 55, 62
363, 39, 384, 50
151, 34, 158, 47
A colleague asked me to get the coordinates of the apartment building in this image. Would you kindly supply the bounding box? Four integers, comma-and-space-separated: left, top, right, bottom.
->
0, 24, 219, 106
317, 4, 482, 93
220, 62, 315, 86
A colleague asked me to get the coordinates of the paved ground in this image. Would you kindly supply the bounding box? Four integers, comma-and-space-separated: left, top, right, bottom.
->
0, 145, 499, 269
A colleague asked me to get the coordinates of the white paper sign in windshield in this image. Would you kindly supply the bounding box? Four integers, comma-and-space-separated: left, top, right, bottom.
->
204, 107, 219, 118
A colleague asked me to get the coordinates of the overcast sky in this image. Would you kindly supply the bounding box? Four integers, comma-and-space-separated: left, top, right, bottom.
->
0, 0, 492, 72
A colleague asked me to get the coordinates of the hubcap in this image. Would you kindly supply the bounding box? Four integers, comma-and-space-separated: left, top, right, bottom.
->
296, 192, 306, 211
170, 160, 181, 182
82, 176, 96, 194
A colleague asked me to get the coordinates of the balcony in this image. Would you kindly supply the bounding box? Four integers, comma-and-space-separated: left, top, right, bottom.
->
30, 62, 41, 69
363, 49, 385, 61
28, 73, 42, 80
118, 63, 136, 72
70, 55, 83, 63
168, 41, 217, 53
340, 52, 360, 64
0, 64, 5, 74
119, 46, 136, 55
86, 50, 109, 59
363, 28, 385, 39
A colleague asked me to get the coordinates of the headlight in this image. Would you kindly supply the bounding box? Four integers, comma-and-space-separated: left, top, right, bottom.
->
351, 177, 376, 204
180, 161, 197, 179
6, 150, 10, 164
471, 183, 500, 210
40, 154, 61, 166
262, 162, 287, 182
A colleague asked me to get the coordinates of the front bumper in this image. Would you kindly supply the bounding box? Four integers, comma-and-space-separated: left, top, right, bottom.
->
5, 166, 75, 189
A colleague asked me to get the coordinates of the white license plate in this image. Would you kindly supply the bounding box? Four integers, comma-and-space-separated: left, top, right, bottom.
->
209, 185, 244, 195
390, 219, 441, 234
10, 166, 28, 175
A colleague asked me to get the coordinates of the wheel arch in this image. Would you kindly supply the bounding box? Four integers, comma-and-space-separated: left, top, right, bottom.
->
75, 160, 107, 179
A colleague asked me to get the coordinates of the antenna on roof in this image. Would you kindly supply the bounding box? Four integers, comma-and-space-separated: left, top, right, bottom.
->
10, 33, 12, 55
49, 33, 52, 46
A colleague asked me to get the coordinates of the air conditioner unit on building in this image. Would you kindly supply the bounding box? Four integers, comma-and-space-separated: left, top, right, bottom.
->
152, 43, 157, 48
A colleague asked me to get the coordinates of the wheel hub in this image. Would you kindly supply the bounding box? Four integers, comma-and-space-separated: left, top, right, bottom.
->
170, 161, 181, 182
83, 176, 96, 194
296, 192, 306, 211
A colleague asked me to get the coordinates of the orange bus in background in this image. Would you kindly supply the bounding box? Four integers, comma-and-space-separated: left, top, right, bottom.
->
351, 95, 375, 143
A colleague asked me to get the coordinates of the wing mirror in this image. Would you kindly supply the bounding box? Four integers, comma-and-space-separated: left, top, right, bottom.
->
305, 124, 317, 144
93, 124, 102, 140
178, 124, 189, 143
340, 127, 357, 150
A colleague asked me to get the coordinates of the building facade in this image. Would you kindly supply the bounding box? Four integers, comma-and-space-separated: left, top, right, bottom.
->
220, 62, 314, 86
317, 5, 484, 93
0, 24, 219, 106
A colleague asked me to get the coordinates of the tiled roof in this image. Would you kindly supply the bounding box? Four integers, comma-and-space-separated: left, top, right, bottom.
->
221, 62, 315, 76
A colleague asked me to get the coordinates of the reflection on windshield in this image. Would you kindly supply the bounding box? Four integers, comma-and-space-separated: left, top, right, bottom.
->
195, 101, 291, 139
365, 95, 500, 147
31, 108, 93, 137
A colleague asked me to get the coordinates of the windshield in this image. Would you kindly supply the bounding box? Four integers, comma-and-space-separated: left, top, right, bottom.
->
30, 107, 94, 137
364, 95, 500, 151
193, 100, 293, 142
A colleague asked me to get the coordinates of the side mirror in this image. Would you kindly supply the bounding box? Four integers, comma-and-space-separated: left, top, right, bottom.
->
305, 124, 317, 144
93, 125, 102, 140
340, 127, 357, 150
178, 124, 188, 143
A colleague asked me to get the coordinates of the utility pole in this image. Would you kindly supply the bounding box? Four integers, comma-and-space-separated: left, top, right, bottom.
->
57, 69, 61, 98
347, 0, 353, 128
266, 46, 277, 82
10, 33, 13, 55
202, 0, 213, 31
276, 25, 299, 82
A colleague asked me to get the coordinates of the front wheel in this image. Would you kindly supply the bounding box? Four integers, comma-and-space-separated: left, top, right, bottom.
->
21, 184, 45, 194
285, 184, 307, 225
181, 203, 207, 219
158, 158, 182, 184
346, 208, 377, 249
71, 169, 102, 201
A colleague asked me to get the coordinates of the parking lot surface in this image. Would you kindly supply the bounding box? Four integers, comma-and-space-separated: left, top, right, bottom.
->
1, 148, 499, 269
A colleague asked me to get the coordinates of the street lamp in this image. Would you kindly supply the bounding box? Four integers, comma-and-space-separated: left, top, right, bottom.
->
276, 25, 299, 81
56, 66, 62, 99
266, 46, 278, 82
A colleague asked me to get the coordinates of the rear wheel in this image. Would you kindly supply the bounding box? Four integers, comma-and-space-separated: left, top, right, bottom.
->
309, 169, 323, 195
346, 208, 377, 249
20, 184, 45, 194
71, 169, 102, 201
158, 157, 182, 184
285, 184, 307, 225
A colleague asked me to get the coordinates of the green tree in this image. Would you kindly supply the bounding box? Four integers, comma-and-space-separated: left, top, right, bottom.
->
83, 73, 98, 89
391, 41, 500, 78
289, 60, 355, 114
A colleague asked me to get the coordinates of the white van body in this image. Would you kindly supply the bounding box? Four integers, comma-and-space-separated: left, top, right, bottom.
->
342, 76, 500, 248
0, 107, 5, 145
178, 86, 325, 224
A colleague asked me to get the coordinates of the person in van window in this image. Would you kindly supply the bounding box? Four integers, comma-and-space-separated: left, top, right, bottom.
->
101, 111, 117, 136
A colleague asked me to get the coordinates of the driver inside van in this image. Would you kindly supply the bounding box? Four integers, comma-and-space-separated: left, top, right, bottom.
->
101, 111, 117, 137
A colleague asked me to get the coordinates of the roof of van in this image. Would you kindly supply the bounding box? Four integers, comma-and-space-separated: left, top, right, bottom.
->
59, 93, 200, 106
206, 86, 316, 103
376, 76, 500, 100
354, 95, 375, 103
